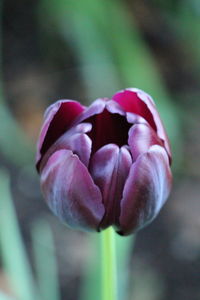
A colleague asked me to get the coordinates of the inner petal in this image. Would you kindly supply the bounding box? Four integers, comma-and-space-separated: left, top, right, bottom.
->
84, 108, 132, 153
89, 144, 132, 230
112, 89, 157, 132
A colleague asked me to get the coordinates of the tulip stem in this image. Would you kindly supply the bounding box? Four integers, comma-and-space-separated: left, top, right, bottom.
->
101, 227, 117, 300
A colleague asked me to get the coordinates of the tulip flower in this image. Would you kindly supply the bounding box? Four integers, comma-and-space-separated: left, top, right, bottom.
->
36, 88, 172, 235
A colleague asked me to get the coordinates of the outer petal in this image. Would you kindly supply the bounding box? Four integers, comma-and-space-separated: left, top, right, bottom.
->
112, 88, 171, 161
89, 144, 132, 229
128, 123, 164, 161
119, 145, 172, 235
36, 100, 85, 165
37, 123, 92, 171
41, 149, 105, 231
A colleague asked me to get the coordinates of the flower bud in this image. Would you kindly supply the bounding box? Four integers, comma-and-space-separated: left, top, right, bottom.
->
36, 88, 172, 235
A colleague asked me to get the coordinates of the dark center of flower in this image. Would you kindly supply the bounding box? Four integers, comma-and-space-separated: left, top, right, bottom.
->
85, 109, 132, 153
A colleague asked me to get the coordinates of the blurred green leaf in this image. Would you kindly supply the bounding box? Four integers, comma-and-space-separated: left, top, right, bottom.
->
176, 3, 200, 68
115, 234, 135, 300
38, 0, 120, 99
0, 291, 15, 300
31, 219, 60, 300
0, 170, 39, 300
0, 99, 34, 166
80, 234, 101, 300
0, 3, 34, 167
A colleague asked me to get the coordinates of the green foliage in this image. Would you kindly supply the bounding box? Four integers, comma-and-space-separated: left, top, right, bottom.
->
0, 291, 15, 300
0, 171, 60, 300
31, 219, 61, 300
0, 4, 34, 167
0, 170, 38, 300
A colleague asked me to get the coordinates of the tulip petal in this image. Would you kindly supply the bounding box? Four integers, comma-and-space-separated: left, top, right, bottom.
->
119, 145, 172, 235
38, 123, 92, 172
89, 144, 132, 229
36, 100, 85, 165
106, 100, 126, 116
75, 98, 107, 123
106, 100, 149, 126
37, 122, 92, 170
76, 98, 134, 153
41, 149, 105, 231
126, 112, 148, 125
112, 89, 156, 130
112, 88, 171, 161
128, 123, 164, 161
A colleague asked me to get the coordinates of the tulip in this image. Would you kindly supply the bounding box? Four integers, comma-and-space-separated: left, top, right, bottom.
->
36, 88, 172, 235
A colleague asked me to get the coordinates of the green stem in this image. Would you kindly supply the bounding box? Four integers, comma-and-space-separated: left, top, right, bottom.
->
101, 227, 117, 300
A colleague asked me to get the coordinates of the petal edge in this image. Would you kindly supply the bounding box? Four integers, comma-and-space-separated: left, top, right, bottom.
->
41, 149, 105, 231
119, 145, 172, 235
36, 100, 85, 166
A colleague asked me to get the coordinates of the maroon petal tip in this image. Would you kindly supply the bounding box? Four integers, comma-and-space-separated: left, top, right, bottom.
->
36, 99, 85, 169
112, 88, 171, 162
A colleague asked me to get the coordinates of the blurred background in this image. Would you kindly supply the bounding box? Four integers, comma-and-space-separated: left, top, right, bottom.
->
0, 0, 200, 299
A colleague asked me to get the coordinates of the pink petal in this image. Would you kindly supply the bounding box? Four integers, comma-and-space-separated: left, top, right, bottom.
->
106, 100, 126, 116
112, 89, 156, 130
89, 144, 132, 230
41, 149, 105, 231
128, 123, 164, 161
126, 112, 148, 125
38, 123, 92, 172
112, 88, 171, 162
75, 98, 107, 124
119, 145, 172, 235
106, 100, 148, 125
36, 100, 85, 165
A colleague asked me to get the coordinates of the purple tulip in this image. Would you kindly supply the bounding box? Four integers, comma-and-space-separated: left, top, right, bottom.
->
36, 88, 172, 235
